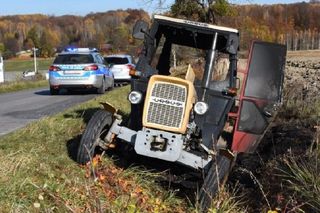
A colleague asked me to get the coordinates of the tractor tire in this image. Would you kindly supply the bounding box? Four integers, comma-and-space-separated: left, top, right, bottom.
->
77, 110, 113, 164
199, 154, 232, 212
97, 78, 106, 94
50, 87, 59, 95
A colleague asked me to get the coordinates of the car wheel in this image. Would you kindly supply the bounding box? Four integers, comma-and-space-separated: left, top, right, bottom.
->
97, 78, 106, 94
77, 110, 113, 164
50, 87, 59, 95
108, 78, 114, 91
199, 154, 233, 212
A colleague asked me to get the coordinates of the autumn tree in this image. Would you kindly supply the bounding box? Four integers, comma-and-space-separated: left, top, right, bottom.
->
26, 26, 40, 48
0, 43, 5, 54
3, 33, 20, 53
39, 29, 57, 57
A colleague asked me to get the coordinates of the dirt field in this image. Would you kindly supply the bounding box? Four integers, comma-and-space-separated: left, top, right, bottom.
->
285, 50, 320, 99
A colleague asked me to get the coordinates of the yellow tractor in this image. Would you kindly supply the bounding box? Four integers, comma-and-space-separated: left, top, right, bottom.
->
77, 15, 286, 211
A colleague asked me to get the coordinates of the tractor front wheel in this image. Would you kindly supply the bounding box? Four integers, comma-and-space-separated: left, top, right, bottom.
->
77, 110, 113, 164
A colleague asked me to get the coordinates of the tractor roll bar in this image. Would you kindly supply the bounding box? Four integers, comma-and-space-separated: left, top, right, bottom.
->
202, 32, 218, 100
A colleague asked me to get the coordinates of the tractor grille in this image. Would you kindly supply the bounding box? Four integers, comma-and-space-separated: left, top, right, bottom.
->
146, 82, 187, 129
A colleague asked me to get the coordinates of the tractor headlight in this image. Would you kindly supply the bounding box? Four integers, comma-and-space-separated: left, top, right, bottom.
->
194, 101, 209, 115
128, 91, 142, 104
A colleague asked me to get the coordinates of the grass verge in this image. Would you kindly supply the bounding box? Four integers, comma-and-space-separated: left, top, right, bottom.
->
0, 86, 190, 212
4, 58, 53, 72
0, 79, 48, 94
0, 85, 248, 212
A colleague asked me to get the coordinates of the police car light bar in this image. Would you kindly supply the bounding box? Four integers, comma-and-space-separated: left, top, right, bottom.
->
63, 47, 98, 53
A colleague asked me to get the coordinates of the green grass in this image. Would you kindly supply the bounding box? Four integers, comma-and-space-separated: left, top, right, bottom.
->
0, 79, 48, 94
4, 58, 53, 72
0, 86, 190, 212
280, 151, 320, 212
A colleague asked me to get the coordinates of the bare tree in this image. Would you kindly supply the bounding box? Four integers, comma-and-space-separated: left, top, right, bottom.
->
144, 0, 231, 24
195, 0, 216, 23
142, 0, 170, 13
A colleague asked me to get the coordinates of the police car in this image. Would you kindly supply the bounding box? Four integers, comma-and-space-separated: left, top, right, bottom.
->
48, 48, 114, 95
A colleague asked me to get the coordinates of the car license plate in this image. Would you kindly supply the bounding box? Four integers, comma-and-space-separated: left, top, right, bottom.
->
111, 68, 121, 72
64, 70, 82, 75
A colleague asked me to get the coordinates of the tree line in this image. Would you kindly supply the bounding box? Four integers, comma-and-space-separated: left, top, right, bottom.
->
0, 9, 149, 59
221, 2, 320, 50
170, 1, 320, 50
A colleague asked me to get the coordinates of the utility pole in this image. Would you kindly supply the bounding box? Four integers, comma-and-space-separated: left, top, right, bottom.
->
33, 47, 38, 73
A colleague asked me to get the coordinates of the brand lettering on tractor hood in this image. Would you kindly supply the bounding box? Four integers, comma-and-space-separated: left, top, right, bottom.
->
150, 97, 184, 107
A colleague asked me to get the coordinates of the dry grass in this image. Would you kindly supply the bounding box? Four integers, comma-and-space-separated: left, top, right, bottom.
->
4, 58, 53, 72
207, 186, 246, 213
0, 79, 48, 94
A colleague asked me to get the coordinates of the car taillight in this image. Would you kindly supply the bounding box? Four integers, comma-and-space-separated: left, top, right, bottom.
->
126, 64, 134, 70
129, 69, 142, 77
83, 65, 99, 71
49, 66, 61, 71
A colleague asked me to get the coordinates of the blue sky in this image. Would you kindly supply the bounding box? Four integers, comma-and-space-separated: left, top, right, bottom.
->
0, 0, 305, 16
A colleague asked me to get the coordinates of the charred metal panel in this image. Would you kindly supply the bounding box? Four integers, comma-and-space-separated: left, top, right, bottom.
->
154, 17, 239, 54
238, 100, 268, 134
195, 87, 235, 147
135, 21, 160, 76
129, 79, 148, 130
244, 42, 286, 102
155, 24, 238, 53
205, 95, 231, 125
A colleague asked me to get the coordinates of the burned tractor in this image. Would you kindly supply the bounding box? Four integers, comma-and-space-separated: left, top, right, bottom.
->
77, 15, 286, 211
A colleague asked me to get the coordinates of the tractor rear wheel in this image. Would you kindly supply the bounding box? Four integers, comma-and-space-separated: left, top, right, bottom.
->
199, 154, 233, 212
77, 110, 113, 164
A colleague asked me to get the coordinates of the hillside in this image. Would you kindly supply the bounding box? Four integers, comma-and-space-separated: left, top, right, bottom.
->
0, 9, 150, 58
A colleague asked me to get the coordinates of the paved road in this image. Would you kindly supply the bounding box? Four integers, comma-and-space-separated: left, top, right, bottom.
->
0, 87, 98, 136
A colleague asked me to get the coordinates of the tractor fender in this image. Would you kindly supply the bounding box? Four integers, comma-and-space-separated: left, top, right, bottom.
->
100, 102, 118, 115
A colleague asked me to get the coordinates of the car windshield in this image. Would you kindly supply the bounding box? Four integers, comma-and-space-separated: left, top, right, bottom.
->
105, 57, 129, 65
53, 54, 94, 64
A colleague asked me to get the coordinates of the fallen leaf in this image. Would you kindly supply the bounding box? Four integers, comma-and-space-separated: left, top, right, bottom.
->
38, 194, 44, 201
34, 202, 40, 208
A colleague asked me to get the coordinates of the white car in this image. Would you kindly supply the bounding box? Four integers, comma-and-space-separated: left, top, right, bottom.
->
104, 54, 135, 84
